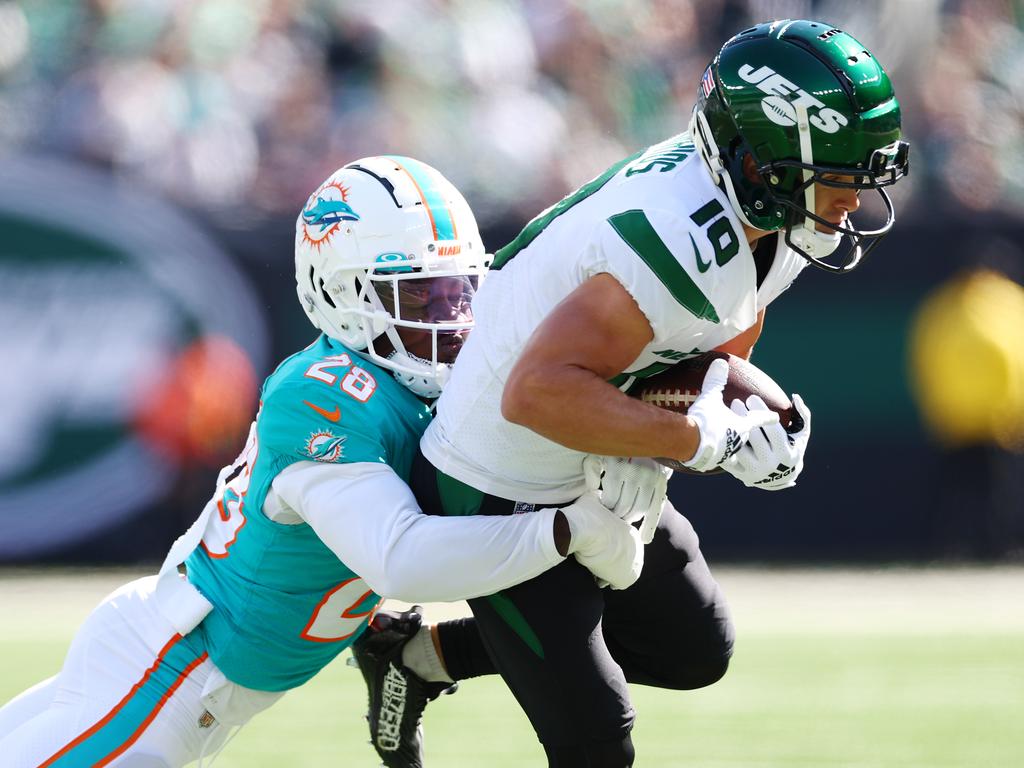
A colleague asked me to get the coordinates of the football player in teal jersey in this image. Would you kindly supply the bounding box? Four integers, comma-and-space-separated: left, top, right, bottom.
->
0, 156, 655, 768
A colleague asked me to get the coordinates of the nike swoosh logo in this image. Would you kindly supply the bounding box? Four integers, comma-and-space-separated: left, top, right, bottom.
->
303, 400, 340, 422
691, 233, 711, 273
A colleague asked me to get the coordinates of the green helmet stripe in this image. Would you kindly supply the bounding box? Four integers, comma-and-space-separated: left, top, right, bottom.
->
607, 210, 719, 323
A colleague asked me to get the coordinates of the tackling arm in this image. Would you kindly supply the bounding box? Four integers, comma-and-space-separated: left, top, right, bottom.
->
269, 461, 643, 599
271, 461, 563, 602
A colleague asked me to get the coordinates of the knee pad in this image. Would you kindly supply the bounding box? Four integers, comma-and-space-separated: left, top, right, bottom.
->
662, 652, 732, 691
690, 652, 731, 689
544, 733, 636, 768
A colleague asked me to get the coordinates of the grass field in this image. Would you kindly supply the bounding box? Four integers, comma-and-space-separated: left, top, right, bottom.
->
2, 567, 1022, 767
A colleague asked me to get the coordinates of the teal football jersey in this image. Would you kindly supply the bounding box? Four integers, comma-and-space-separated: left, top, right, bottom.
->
184, 334, 431, 691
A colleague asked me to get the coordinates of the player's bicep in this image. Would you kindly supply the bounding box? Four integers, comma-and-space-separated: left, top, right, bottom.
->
272, 461, 419, 588
514, 273, 654, 382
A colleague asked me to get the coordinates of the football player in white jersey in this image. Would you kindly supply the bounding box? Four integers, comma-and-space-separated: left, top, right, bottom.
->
356, 20, 910, 767
0, 157, 653, 768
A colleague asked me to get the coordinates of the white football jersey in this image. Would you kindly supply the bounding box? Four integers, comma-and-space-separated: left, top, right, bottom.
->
421, 133, 807, 503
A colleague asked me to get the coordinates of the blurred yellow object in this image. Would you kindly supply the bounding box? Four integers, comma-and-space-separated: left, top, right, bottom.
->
909, 268, 1024, 451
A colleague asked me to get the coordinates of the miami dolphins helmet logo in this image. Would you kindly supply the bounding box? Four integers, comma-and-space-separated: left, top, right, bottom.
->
300, 181, 359, 250
303, 198, 361, 230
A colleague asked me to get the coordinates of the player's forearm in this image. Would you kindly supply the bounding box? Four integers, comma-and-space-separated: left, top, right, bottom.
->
360, 509, 566, 602
274, 461, 570, 602
502, 363, 700, 462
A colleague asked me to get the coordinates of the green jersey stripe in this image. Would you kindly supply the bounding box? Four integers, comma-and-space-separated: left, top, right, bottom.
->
608, 361, 675, 390
607, 210, 720, 322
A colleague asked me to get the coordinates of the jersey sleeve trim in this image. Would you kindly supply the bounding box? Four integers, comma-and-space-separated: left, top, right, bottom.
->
607, 209, 720, 323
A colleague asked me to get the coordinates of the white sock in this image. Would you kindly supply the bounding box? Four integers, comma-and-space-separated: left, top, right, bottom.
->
401, 625, 454, 683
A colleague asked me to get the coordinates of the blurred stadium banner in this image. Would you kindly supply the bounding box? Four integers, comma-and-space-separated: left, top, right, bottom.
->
0, 156, 268, 562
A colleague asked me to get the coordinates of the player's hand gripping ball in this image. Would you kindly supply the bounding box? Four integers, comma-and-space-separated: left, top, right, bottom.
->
631, 352, 804, 475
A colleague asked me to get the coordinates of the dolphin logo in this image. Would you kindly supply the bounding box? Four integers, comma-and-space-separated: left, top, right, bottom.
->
306, 430, 347, 462
302, 197, 361, 230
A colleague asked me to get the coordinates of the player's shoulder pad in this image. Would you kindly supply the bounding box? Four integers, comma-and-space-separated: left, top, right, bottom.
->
258, 346, 387, 466
602, 204, 726, 321
617, 132, 699, 181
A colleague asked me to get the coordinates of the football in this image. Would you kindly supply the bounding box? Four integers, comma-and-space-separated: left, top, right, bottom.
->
631, 352, 800, 472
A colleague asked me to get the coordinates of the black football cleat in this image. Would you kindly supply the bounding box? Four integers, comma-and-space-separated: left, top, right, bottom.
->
350, 606, 457, 768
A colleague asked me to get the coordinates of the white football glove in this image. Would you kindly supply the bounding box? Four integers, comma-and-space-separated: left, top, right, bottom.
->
682, 358, 780, 472
583, 455, 671, 544
560, 490, 644, 590
725, 394, 812, 490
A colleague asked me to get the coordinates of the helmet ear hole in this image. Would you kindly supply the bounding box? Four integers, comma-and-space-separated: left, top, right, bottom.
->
741, 153, 760, 183
727, 136, 743, 161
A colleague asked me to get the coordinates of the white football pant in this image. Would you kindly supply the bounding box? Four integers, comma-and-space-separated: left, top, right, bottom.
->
0, 576, 274, 767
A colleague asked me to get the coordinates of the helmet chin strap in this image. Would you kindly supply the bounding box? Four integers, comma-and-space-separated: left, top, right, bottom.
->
385, 350, 448, 399
788, 223, 843, 259
795, 104, 819, 252
373, 323, 448, 399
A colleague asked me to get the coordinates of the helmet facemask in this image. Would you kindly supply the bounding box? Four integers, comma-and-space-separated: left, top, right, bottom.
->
762, 123, 909, 273
362, 259, 481, 399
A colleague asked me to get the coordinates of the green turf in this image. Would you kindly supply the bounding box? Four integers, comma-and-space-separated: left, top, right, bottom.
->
2, 572, 1022, 766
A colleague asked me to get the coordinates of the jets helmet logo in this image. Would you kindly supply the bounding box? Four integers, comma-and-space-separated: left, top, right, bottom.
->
738, 63, 848, 134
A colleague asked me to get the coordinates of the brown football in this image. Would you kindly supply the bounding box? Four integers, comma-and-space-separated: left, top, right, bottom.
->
631, 352, 800, 472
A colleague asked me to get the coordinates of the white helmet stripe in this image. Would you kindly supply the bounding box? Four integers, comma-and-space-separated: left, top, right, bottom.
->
795, 103, 816, 236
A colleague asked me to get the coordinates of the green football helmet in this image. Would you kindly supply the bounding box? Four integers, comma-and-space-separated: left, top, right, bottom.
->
689, 19, 909, 273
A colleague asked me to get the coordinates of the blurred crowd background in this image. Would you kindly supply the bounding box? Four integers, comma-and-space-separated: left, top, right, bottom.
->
1, 0, 1022, 565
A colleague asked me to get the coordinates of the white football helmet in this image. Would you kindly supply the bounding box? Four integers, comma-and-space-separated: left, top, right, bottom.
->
295, 156, 488, 398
